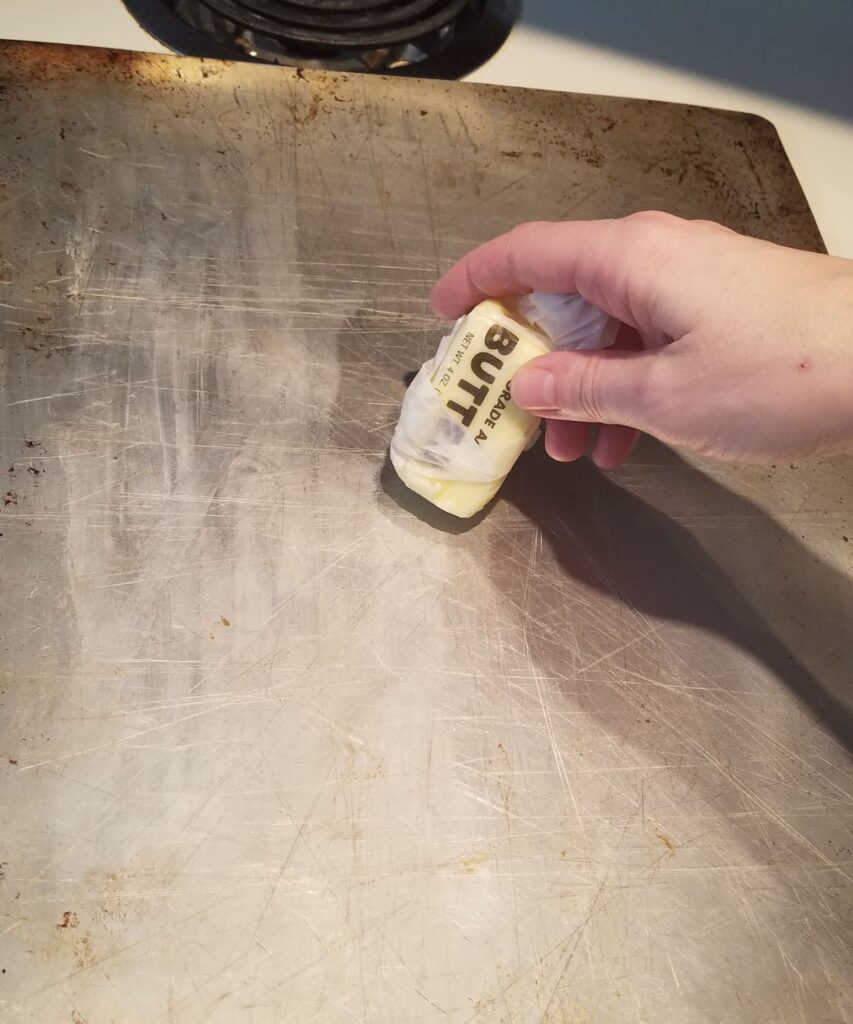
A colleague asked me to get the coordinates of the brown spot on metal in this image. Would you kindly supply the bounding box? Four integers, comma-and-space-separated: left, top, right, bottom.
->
56, 911, 79, 930
657, 833, 676, 855
458, 851, 490, 874
0, 41, 210, 91
73, 933, 96, 969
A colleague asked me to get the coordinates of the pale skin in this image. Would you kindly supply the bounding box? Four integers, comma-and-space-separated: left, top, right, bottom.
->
431, 212, 853, 469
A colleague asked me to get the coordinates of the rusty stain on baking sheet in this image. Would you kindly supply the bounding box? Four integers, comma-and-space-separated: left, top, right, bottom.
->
657, 833, 676, 855
0, 41, 216, 87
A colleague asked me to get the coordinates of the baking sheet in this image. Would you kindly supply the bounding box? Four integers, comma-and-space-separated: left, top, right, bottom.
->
1, 41, 851, 1023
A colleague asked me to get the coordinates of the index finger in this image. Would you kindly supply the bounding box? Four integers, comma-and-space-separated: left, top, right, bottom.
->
430, 213, 691, 332
431, 220, 603, 316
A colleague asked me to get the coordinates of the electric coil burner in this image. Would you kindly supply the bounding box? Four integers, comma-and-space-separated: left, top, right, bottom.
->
122, 0, 519, 77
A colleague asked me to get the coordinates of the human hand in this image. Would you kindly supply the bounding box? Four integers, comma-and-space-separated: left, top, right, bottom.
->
431, 213, 853, 468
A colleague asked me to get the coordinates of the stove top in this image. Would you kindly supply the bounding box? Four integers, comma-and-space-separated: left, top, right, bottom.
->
121, 0, 518, 77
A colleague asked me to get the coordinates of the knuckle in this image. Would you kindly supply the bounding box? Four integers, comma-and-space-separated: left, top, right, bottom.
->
622, 210, 685, 250
623, 210, 682, 231
557, 353, 675, 428
618, 211, 687, 278
504, 221, 552, 289
566, 356, 607, 421
506, 220, 549, 251
460, 258, 480, 307
509, 219, 550, 237
503, 224, 531, 288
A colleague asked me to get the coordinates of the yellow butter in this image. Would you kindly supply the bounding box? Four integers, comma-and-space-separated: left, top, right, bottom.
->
392, 300, 551, 518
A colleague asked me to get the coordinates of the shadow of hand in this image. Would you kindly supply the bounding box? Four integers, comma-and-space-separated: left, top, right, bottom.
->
500, 438, 853, 752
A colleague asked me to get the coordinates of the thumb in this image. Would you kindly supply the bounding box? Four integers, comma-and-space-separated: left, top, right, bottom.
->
511, 349, 664, 429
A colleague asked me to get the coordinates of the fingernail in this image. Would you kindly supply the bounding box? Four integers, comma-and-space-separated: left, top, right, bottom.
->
512, 368, 557, 411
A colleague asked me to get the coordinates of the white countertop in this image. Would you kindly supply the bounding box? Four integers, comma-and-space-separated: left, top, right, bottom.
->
2, 1, 851, 257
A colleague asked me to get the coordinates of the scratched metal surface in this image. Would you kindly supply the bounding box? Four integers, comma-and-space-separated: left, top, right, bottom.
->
1, 40, 852, 1023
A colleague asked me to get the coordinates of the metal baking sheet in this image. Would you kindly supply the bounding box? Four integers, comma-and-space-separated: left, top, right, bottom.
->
1, 41, 851, 1023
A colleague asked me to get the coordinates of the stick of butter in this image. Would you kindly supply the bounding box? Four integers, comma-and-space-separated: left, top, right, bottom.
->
390, 294, 617, 518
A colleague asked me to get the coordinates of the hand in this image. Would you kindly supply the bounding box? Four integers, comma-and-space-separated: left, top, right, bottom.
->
431, 213, 853, 468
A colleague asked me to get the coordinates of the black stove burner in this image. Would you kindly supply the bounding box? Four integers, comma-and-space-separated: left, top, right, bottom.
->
123, 0, 519, 78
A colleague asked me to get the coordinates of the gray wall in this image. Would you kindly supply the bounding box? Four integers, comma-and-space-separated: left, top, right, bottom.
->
523, 0, 853, 119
